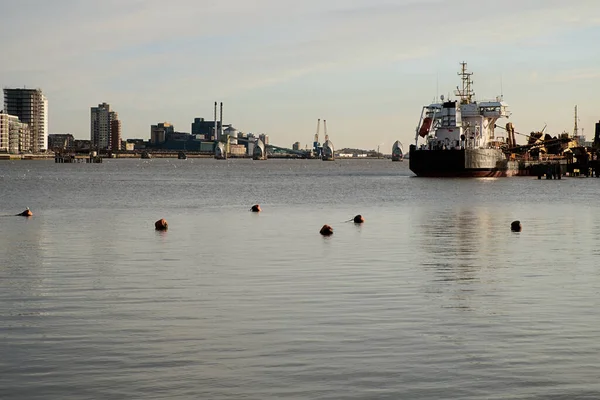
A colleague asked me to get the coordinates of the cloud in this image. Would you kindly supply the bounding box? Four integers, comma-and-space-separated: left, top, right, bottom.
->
530, 71, 539, 83
547, 69, 600, 83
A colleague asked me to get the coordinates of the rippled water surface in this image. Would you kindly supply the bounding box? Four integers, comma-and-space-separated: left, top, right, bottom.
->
1, 159, 600, 399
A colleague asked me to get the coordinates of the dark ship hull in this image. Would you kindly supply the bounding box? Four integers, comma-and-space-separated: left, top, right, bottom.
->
409, 145, 522, 177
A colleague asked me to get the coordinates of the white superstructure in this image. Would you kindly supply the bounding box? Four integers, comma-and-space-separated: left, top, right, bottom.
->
414, 63, 511, 151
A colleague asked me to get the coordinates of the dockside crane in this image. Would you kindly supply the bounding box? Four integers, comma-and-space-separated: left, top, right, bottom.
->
324, 119, 329, 142
315, 118, 321, 144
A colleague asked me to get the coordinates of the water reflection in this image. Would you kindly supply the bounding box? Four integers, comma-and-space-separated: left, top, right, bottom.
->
416, 206, 502, 312
0, 217, 45, 311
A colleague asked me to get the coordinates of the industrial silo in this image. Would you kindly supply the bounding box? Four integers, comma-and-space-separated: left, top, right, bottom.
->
223, 126, 238, 145
246, 141, 255, 156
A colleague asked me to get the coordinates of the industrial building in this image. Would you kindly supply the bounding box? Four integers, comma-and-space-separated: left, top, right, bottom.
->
192, 117, 221, 141
151, 122, 174, 145
3, 88, 48, 152
48, 134, 75, 151
223, 125, 239, 144
136, 102, 283, 157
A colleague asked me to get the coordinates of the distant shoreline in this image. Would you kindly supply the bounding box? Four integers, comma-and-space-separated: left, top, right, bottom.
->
1, 153, 394, 161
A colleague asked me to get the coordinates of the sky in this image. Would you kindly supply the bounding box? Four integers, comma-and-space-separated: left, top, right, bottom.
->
1, 0, 600, 150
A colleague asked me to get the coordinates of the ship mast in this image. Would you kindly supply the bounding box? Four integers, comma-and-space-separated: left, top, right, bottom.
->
455, 62, 474, 104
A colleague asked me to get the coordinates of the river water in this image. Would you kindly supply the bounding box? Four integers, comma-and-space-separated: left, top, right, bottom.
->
1, 158, 599, 399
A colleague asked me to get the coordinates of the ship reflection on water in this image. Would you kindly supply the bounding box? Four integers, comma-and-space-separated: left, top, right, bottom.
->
415, 207, 506, 312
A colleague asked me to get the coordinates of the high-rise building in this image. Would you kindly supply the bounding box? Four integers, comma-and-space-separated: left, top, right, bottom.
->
151, 122, 174, 145
110, 118, 122, 151
91, 103, 118, 150
14, 119, 30, 154
3, 88, 48, 153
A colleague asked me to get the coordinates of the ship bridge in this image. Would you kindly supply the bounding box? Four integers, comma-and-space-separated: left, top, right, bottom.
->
477, 101, 510, 118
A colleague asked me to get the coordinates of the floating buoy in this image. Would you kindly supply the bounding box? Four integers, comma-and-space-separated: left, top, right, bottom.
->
251, 204, 261, 213
320, 224, 333, 236
17, 208, 32, 217
155, 218, 168, 231
511, 220, 522, 232
353, 215, 364, 224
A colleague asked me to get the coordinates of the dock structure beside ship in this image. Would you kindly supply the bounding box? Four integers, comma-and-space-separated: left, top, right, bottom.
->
408, 62, 598, 178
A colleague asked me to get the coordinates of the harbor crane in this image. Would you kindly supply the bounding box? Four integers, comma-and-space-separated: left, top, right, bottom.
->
315, 118, 320, 144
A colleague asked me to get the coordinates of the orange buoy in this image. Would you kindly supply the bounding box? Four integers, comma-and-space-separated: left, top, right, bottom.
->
251, 204, 261, 212
17, 209, 32, 217
511, 220, 522, 232
353, 215, 364, 224
320, 224, 333, 236
155, 218, 168, 231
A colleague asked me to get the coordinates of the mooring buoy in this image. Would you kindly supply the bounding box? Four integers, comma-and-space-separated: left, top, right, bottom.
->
17, 208, 32, 217
511, 220, 522, 232
353, 215, 364, 224
320, 224, 333, 236
155, 219, 168, 231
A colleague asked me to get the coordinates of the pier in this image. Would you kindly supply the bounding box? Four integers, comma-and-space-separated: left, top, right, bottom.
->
54, 153, 102, 163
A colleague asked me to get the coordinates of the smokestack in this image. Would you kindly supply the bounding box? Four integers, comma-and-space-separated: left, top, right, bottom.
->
214, 102, 217, 141
219, 102, 223, 139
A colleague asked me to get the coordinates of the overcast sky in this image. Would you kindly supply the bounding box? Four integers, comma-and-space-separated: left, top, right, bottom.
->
1, 0, 599, 149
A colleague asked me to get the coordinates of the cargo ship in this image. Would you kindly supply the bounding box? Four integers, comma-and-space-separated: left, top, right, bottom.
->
409, 63, 518, 177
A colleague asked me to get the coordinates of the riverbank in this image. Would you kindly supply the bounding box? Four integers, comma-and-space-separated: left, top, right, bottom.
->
0, 154, 54, 160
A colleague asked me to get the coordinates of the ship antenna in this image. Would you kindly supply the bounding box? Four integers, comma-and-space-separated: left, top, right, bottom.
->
455, 61, 474, 104
436, 71, 439, 102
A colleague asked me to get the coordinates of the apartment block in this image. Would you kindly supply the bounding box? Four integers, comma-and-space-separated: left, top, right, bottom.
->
3, 88, 48, 152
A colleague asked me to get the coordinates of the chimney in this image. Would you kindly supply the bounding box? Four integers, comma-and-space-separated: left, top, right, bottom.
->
214, 102, 217, 141
219, 102, 223, 139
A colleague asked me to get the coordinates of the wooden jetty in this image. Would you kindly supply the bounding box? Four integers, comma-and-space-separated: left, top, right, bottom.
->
55, 153, 102, 163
